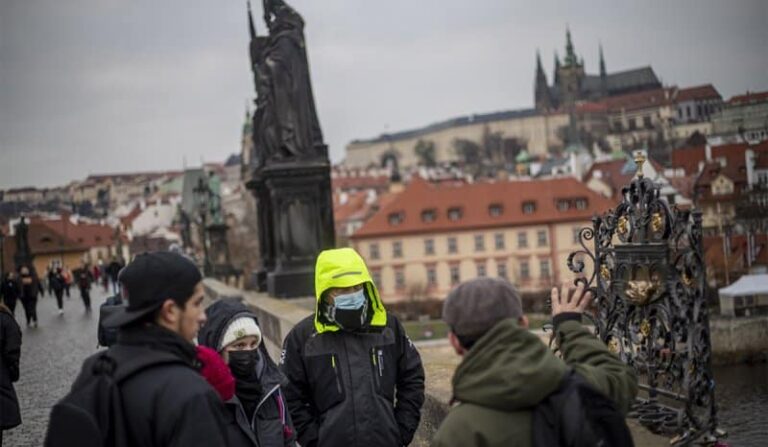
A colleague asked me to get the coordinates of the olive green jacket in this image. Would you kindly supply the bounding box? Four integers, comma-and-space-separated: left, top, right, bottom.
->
431, 319, 637, 447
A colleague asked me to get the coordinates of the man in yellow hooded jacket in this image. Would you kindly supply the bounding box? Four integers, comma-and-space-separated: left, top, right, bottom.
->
280, 248, 425, 447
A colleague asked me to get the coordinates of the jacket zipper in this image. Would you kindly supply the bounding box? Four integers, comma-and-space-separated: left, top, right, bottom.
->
251, 383, 281, 432
331, 354, 342, 394
343, 337, 359, 444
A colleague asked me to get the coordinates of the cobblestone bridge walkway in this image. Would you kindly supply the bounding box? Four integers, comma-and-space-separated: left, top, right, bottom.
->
5, 286, 112, 446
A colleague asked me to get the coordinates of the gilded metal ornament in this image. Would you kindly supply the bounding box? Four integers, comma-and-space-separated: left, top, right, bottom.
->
563, 162, 723, 445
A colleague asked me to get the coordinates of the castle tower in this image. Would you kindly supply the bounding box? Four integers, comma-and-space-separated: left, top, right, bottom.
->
557, 26, 585, 109
535, 51, 552, 111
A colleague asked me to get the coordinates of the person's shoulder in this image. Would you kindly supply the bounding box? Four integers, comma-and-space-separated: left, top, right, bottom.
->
436, 402, 531, 446
292, 314, 316, 335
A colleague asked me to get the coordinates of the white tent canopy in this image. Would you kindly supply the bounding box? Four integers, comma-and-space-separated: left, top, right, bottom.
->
718, 274, 768, 297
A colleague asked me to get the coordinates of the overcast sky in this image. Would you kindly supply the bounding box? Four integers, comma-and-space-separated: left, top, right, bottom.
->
1, 0, 766, 189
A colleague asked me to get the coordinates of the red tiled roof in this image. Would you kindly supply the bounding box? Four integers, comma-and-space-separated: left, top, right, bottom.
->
39, 218, 118, 249
671, 146, 707, 176
704, 234, 767, 273
673, 141, 768, 178
677, 84, 721, 102
332, 175, 390, 192
728, 91, 768, 106
600, 87, 675, 113
666, 175, 697, 200
120, 205, 143, 227
574, 101, 608, 113
584, 156, 664, 200
352, 177, 615, 239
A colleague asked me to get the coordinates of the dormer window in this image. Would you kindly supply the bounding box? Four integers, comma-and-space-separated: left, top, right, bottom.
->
421, 209, 437, 223
388, 212, 404, 226
522, 201, 536, 214
557, 200, 570, 211
488, 203, 503, 217
575, 198, 587, 210
447, 207, 463, 221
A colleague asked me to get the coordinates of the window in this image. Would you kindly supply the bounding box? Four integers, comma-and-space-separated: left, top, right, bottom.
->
572, 227, 582, 244
575, 198, 587, 210
643, 115, 653, 129
489, 203, 503, 217
388, 212, 404, 226
392, 241, 403, 258
450, 265, 461, 285
613, 120, 623, 132
447, 207, 463, 221
557, 200, 569, 211
540, 260, 551, 279
421, 209, 436, 223
476, 262, 487, 277
697, 105, 702, 116
678, 108, 683, 120
370, 243, 380, 260
686, 106, 691, 118
520, 261, 530, 280
522, 201, 536, 214
474, 234, 485, 252
424, 238, 435, 256
371, 269, 382, 287
395, 267, 405, 290
517, 232, 528, 248
628, 117, 637, 131
494, 233, 505, 250
497, 261, 508, 279
537, 230, 548, 247
447, 237, 458, 254
426, 266, 437, 287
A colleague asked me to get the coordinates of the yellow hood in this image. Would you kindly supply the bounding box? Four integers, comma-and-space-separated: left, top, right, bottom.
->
314, 247, 386, 333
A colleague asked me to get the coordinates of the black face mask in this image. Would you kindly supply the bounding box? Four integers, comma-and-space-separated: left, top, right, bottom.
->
228, 349, 261, 380
333, 307, 368, 331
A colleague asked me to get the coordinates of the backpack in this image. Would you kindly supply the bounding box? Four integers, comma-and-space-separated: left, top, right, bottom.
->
532, 369, 634, 447
44, 345, 182, 447
97, 295, 124, 348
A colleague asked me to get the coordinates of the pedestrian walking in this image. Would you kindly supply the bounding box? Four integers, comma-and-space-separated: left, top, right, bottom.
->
106, 257, 123, 295
0, 302, 22, 446
62, 267, 72, 299
45, 251, 231, 446
18, 266, 42, 328
50, 268, 67, 315
74, 263, 94, 311
198, 298, 296, 447
281, 248, 425, 447
432, 278, 638, 447
0, 273, 20, 316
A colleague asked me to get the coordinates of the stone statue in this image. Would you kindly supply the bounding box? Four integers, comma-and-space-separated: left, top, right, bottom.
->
207, 172, 224, 225
249, 0, 324, 163
14, 216, 33, 269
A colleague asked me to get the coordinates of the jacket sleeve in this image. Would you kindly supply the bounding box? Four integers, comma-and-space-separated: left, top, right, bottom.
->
280, 390, 298, 447
393, 317, 426, 446
168, 390, 231, 447
555, 319, 638, 414
1, 314, 22, 382
280, 324, 319, 447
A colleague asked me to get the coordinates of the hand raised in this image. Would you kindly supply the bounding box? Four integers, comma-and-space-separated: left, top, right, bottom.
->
551, 282, 593, 317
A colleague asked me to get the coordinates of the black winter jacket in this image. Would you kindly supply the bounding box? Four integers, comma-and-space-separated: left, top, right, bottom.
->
281, 314, 425, 447
0, 308, 22, 430
198, 298, 296, 447
72, 325, 231, 446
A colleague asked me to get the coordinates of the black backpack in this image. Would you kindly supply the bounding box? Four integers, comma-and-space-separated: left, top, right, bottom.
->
97, 295, 124, 348
532, 369, 634, 447
44, 345, 182, 447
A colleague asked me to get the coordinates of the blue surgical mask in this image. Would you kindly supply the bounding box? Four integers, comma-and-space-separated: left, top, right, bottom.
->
333, 289, 366, 310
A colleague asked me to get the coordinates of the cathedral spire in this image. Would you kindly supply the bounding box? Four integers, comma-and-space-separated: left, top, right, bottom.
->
535, 50, 552, 111
554, 51, 561, 85
564, 26, 578, 66
536, 50, 547, 81
599, 43, 607, 78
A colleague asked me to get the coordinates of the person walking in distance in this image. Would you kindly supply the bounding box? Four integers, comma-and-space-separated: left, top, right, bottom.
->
74, 262, 94, 311
18, 266, 42, 328
45, 251, 231, 446
0, 273, 21, 316
432, 278, 638, 447
0, 301, 22, 446
198, 298, 297, 447
62, 267, 72, 299
50, 267, 67, 315
281, 248, 425, 447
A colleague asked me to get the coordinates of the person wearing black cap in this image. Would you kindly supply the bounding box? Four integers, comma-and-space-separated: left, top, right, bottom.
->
432, 278, 638, 447
46, 251, 231, 446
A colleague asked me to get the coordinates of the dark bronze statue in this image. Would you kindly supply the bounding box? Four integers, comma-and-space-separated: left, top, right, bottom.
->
249, 0, 324, 163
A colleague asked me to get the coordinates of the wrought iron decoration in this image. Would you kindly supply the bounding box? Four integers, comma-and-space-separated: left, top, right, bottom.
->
566, 153, 724, 445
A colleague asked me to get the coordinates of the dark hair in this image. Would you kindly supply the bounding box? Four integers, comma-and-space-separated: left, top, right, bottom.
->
453, 330, 481, 350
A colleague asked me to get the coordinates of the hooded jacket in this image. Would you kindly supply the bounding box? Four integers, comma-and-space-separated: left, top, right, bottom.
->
281, 248, 425, 447
198, 298, 296, 447
0, 307, 22, 430
431, 318, 638, 447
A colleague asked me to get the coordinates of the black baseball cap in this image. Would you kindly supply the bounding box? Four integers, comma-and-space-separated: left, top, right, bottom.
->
104, 251, 202, 328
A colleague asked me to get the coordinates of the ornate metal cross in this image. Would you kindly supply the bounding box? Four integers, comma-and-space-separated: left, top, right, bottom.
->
567, 153, 725, 445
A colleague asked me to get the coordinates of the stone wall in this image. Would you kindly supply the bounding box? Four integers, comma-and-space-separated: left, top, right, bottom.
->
202, 278, 668, 446
710, 315, 768, 365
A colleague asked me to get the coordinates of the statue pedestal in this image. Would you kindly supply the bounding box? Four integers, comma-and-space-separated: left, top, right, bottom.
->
247, 159, 335, 298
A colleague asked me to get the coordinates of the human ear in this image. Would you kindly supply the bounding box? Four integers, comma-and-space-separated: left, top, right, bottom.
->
158, 299, 180, 326
518, 315, 529, 329
448, 332, 466, 356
